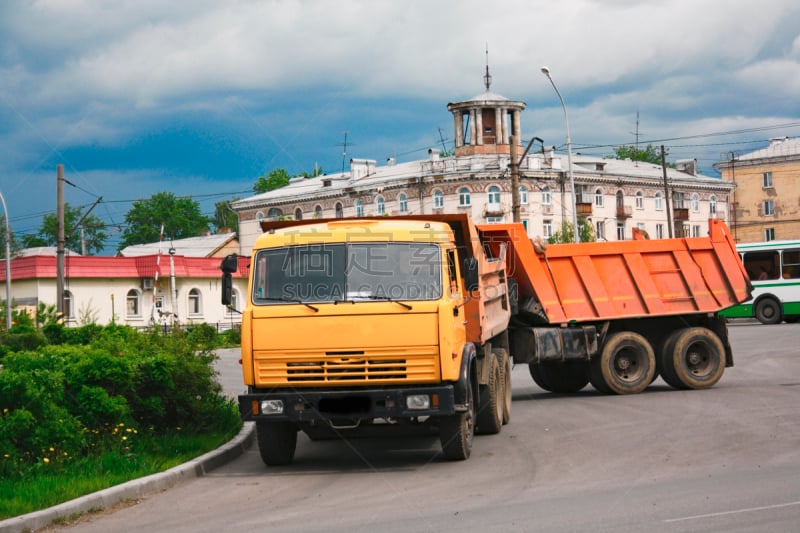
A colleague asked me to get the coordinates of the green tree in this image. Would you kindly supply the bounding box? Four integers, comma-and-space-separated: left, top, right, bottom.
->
613, 144, 664, 165
548, 219, 596, 245
213, 199, 239, 234
118, 192, 209, 250
19, 203, 107, 255
253, 168, 290, 193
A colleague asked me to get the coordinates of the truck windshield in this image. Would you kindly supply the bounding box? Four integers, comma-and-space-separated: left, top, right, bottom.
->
252, 242, 442, 305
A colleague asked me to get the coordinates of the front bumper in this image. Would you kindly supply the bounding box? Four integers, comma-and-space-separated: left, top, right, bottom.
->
239, 385, 456, 422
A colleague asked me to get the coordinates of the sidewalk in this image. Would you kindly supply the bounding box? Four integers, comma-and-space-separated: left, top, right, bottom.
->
0, 349, 252, 533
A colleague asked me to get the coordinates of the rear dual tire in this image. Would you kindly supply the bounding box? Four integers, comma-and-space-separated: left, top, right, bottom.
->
658, 327, 725, 390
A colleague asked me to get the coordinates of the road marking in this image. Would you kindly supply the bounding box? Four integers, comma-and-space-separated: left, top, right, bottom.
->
664, 500, 800, 523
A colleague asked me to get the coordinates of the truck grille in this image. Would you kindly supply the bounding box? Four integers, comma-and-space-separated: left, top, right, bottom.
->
254, 347, 439, 385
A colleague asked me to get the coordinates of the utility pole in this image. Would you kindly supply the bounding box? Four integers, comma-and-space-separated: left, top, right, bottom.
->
661, 146, 673, 238
510, 135, 520, 222
0, 191, 11, 331
56, 165, 66, 319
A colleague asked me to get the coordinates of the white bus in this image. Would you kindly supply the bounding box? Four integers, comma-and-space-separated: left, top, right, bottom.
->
719, 240, 800, 324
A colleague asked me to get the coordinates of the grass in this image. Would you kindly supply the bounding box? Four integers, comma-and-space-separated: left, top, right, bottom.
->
0, 425, 241, 520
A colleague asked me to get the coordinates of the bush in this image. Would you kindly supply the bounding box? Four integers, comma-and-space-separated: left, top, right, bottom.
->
0, 328, 240, 478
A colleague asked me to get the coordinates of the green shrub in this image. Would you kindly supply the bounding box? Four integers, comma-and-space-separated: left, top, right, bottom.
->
0, 328, 239, 479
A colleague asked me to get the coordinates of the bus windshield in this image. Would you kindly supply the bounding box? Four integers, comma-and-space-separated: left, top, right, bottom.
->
252, 242, 442, 304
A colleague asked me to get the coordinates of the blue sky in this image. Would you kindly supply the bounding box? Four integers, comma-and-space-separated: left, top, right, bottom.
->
2, 0, 800, 253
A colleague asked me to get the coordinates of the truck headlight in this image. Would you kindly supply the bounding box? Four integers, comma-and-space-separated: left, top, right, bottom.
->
406, 394, 431, 410
261, 399, 284, 415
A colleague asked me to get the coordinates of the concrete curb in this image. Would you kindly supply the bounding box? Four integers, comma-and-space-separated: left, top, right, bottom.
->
0, 422, 255, 533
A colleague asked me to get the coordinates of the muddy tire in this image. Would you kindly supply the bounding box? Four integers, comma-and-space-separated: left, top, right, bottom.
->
439, 374, 475, 461
591, 332, 656, 395
256, 420, 298, 466
476, 354, 503, 435
529, 362, 553, 392
658, 327, 725, 390
539, 361, 590, 393
495, 349, 512, 425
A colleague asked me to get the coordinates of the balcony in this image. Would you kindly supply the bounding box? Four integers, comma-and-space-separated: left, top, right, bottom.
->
616, 205, 633, 219
673, 207, 689, 221
576, 202, 593, 217
483, 202, 506, 217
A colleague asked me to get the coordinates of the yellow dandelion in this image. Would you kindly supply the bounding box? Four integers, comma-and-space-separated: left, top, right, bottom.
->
122, 436, 128, 441
49, 447, 55, 452
3, 454, 9, 459
43, 457, 50, 463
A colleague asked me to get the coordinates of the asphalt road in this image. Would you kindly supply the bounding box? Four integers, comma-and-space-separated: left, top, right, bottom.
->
61, 322, 800, 532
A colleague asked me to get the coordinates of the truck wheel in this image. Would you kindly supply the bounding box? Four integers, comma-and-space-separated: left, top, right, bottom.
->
540, 361, 590, 393
439, 376, 475, 461
659, 327, 725, 390
592, 332, 656, 395
528, 363, 553, 392
494, 349, 512, 425
476, 354, 503, 435
755, 297, 782, 325
256, 420, 298, 466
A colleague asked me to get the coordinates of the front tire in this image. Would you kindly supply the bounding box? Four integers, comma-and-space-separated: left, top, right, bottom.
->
539, 361, 590, 393
440, 376, 475, 460
591, 332, 656, 395
256, 420, 298, 466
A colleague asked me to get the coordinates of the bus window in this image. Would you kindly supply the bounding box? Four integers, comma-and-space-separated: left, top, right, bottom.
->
743, 251, 779, 281
782, 249, 800, 279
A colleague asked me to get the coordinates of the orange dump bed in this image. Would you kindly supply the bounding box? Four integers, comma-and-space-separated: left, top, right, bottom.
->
478, 219, 752, 325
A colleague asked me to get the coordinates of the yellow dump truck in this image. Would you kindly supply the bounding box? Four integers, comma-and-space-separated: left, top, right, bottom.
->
220, 214, 750, 465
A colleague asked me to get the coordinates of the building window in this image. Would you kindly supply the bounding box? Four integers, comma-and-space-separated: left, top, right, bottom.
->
63, 290, 74, 320
763, 171, 773, 188
487, 185, 501, 206
594, 188, 604, 207
188, 288, 202, 316
654, 192, 663, 210
294, 208, 303, 220
764, 199, 775, 216
691, 193, 700, 212
655, 223, 664, 239
314, 205, 323, 218
596, 221, 606, 241
616, 223, 625, 241
335, 202, 343, 218
256, 211, 265, 222
709, 195, 717, 216
765, 227, 775, 241
376, 195, 385, 215
543, 220, 553, 239
356, 199, 364, 217
542, 186, 552, 205
126, 289, 140, 317
267, 208, 281, 219
635, 191, 644, 210
486, 216, 504, 224
522, 219, 529, 233
433, 189, 444, 209
692, 225, 701, 237
673, 192, 684, 209
398, 193, 408, 213
458, 187, 471, 206
519, 186, 528, 205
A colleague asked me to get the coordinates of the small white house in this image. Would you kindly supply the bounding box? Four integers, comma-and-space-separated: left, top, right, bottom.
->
2, 245, 248, 329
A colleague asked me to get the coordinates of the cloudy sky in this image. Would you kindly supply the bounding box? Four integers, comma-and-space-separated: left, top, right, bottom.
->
2, 0, 799, 253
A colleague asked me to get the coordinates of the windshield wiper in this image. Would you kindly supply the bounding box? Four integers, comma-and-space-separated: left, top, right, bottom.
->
260, 297, 319, 312
362, 295, 413, 310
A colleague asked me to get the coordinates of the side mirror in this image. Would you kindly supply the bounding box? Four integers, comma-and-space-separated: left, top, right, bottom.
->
221, 272, 233, 306
220, 254, 239, 274
463, 257, 479, 292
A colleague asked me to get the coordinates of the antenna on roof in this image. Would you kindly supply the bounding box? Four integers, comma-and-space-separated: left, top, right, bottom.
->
340, 131, 348, 173
483, 43, 492, 91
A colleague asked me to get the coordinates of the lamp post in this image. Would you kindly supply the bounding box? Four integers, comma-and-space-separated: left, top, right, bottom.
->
541, 66, 580, 243
0, 191, 11, 330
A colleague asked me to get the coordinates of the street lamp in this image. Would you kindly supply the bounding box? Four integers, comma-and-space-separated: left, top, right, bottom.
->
541, 66, 580, 243
0, 191, 11, 330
